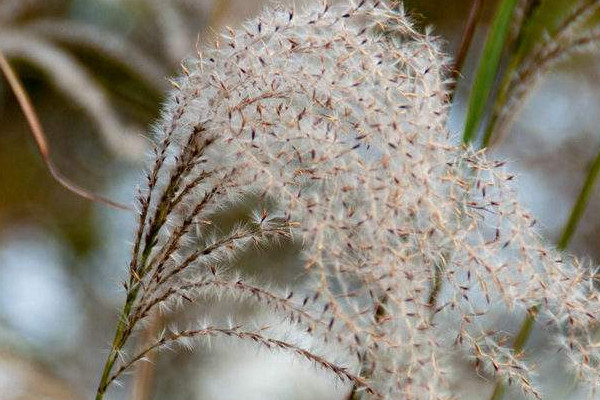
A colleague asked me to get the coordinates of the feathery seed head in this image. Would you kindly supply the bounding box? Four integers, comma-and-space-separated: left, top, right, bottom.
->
103, 2, 600, 400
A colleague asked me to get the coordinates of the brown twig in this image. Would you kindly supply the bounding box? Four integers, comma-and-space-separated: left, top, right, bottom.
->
448, 0, 485, 99
0, 49, 131, 211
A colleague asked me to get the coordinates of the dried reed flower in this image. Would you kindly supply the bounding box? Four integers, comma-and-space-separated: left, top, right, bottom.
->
96, 1, 600, 399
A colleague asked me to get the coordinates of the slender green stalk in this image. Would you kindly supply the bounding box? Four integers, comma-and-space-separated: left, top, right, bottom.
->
489, 381, 506, 400
95, 200, 169, 399
462, 0, 520, 144
557, 145, 600, 249
489, 306, 538, 400
481, 79, 509, 148
95, 296, 137, 400
512, 306, 538, 354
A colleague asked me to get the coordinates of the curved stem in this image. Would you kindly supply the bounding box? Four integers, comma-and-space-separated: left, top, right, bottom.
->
0, 49, 130, 211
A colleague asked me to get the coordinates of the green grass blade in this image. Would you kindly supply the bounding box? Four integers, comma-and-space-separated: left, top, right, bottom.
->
462, 0, 520, 144
482, 1, 546, 147
557, 144, 600, 250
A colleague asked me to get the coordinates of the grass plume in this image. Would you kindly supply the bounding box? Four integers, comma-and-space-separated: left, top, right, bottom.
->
96, 2, 600, 400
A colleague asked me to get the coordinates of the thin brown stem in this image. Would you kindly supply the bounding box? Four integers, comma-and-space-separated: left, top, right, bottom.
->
0, 49, 130, 211
448, 0, 485, 99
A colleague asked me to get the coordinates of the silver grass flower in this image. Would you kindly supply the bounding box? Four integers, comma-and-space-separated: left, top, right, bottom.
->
97, 1, 600, 400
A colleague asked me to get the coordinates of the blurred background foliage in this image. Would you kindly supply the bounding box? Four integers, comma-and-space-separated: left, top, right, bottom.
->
1, 0, 600, 399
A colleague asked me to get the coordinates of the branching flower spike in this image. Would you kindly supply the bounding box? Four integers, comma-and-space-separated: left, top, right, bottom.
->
96, 1, 600, 400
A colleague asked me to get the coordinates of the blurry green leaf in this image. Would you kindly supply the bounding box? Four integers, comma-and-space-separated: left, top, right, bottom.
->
462, 0, 520, 144
481, 0, 544, 147
516, 0, 597, 55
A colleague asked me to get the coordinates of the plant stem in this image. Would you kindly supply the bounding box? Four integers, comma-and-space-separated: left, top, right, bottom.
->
0, 50, 130, 211
481, 73, 510, 147
489, 381, 506, 400
448, 0, 485, 100
557, 145, 600, 250
512, 306, 538, 354
95, 214, 164, 399
95, 288, 140, 400
462, 0, 520, 144
489, 306, 538, 400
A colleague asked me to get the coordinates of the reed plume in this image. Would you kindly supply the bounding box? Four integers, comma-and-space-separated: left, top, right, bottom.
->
96, 1, 600, 399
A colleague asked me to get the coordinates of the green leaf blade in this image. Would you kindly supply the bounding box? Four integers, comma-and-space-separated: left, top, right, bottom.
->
462, 0, 520, 145
557, 144, 600, 250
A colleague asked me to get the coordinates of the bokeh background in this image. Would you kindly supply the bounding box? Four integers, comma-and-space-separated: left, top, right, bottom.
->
0, 0, 599, 399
